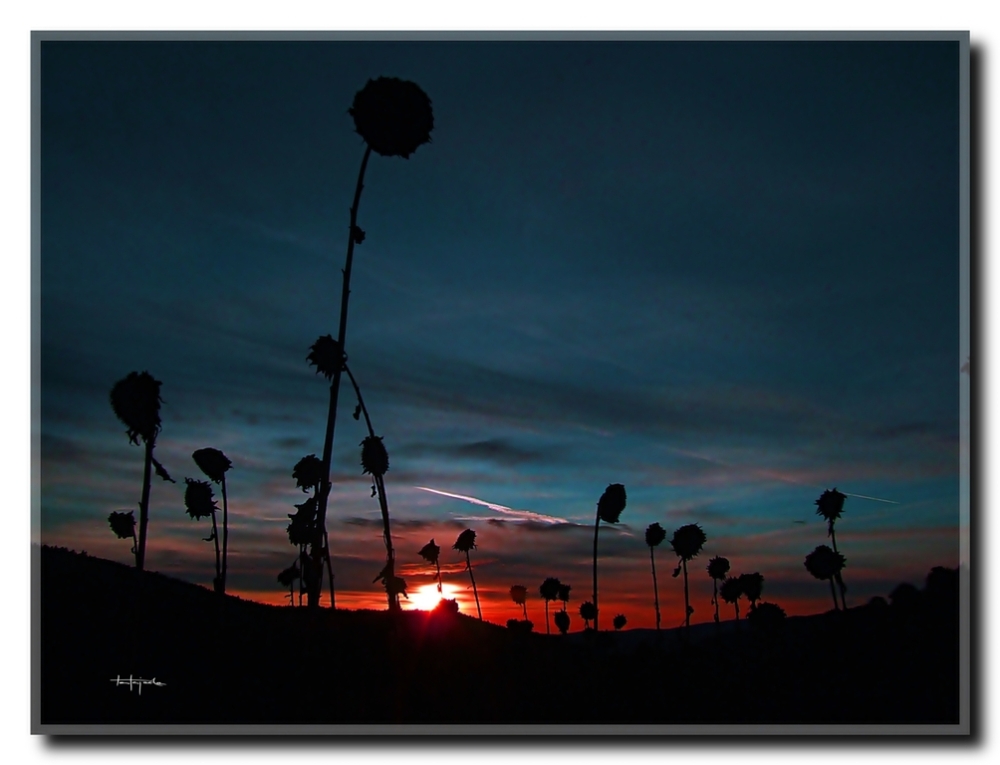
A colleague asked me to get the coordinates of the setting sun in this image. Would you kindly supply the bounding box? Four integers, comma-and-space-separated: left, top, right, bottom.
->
407, 582, 462, 611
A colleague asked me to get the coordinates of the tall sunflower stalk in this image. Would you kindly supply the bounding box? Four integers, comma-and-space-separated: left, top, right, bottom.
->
192, 448, 233, 594
592, 484, 626, 631
109, 371, 173, 571
308, 78, 433, 610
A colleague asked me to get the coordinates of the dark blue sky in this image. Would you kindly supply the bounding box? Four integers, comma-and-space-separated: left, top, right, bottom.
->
38, 40, 964, 619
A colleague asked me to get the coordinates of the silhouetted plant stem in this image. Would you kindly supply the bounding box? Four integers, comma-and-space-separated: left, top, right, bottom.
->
210, 504, 222, 593
592, 507, 600, 631
220, 475, 229, 593
830, 577, 840, 611
712, 578, 720, 625
828, 521, 847, 611
345, 362, 398, 612
136, 441, 154, 571
312, 145, 373, 609
323, 529, 336, 609
683, 558, 691, 630
465, 550, 482, 620
299, 546, 306, 607
650, 546, 661, 632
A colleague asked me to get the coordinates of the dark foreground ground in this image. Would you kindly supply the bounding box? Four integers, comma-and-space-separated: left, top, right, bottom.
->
38, 546, 961, 726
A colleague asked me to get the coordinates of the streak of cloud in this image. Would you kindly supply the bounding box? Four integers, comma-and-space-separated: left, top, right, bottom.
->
414, 486, 569, 525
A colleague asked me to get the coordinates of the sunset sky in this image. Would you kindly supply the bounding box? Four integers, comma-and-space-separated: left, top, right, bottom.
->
37, 38, 966, 630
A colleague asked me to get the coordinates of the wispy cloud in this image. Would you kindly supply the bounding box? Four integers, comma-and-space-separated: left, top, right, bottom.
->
414, 486, 569, 525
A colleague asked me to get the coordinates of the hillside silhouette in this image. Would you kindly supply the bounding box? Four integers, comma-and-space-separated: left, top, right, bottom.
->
40, 545, 960, 725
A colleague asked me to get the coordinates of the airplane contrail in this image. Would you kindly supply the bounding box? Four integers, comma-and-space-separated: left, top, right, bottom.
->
414, 486, 568, 524
839, 492, 900, 505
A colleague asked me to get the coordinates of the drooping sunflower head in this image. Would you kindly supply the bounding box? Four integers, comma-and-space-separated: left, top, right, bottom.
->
307, 335, 345, 381
597, 483, 627, 524
707, 556, 731, 581
670, 523, 707, 561
286, 497, 319, 547
277, 563, 301, 587
453, 528, 477, 553
192, 447, 231, 484
579, 600, 597, 622
557, 583, 571, 604
292, 454, 325, 492
183, 478, 218, 520
360, 435, 389, 477
108, 510, 136, 540
418, 539, 441, 565
109, 371, 163, 445
384, 575, 409, 600
349, 76, 434, 159
612, 613, 627, 631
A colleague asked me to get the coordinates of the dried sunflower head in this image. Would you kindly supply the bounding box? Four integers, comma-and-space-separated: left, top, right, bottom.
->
670, 523, 707, 561
539, 577, 562, 602
360, 435, 389, 477
192, 447, 231, 484
804, 545, 845, 581
277, 563, 301, 587
707, 556, 731, 581
419, 539, 441, 565
183, 478, 217, 520
349, 76, 434, 159
612, 613, 627, 631
815, 488, 847, 523
509, 585, 527, 606
719, 576, 743, 605
453, 528, 477, 553
597, 483, 627, 524
108, 510, 136, 540
286, 497, 319, 547
307, 335, 345, 380
292, 454, 325, 492
579, 600, 597, 622
645, 522, 667, 548
109, 371, 163, 445
554, 609, 571, 635
739, 572, 764, 604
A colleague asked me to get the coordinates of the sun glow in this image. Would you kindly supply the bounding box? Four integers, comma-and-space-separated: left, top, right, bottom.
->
407, 582, 462, 611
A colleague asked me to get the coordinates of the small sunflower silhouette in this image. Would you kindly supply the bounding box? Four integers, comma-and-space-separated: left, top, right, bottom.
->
307, 335, 345, 380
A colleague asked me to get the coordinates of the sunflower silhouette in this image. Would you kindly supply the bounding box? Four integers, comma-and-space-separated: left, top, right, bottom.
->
592, 483, 627, 630
109, 371, 165, 571
192, 448, 233, 594
454, 529, 482, 620
670, 524, 707, 630
707, 556, 731, 624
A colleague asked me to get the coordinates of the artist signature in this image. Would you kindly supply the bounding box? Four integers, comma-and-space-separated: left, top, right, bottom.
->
109, 674, 167, 695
